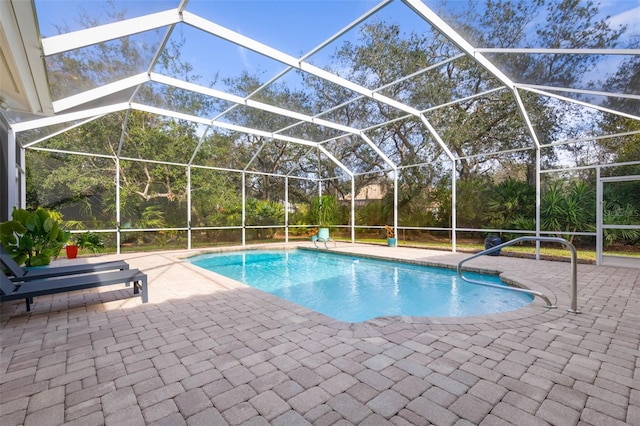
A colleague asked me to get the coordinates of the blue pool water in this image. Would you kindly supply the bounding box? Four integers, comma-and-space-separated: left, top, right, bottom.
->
188, 249, 532, 322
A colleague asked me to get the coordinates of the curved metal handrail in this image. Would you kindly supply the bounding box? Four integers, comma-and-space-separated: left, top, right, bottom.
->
457, 236, 580, 313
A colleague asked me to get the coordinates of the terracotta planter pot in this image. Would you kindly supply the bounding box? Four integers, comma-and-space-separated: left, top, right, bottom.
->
65, 245, 78, 259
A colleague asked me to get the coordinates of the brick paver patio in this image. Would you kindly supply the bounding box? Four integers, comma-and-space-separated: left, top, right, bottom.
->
1, 243, 639, 425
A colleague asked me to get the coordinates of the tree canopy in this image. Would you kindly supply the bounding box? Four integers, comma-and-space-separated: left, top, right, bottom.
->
21, 0, 639, 250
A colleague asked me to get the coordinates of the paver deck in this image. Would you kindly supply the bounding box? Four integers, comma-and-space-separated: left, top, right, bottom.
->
1, 243, 639, 425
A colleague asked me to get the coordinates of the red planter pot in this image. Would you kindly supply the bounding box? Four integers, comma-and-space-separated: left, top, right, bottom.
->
66, 245, 78, 259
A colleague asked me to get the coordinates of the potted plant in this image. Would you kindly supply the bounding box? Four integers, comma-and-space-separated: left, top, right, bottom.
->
0, 207, 70, 267
384, 225, 397, 247
64, 231, 107, 259
311, 195, 338, 239
308, 227, 318, 242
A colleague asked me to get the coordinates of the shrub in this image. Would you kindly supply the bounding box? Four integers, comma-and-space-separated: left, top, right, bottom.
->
75, 232, 106, 253
0, 207, 70, 266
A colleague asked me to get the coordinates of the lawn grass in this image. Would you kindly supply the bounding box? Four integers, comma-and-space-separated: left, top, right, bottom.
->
67, 235, 637, 265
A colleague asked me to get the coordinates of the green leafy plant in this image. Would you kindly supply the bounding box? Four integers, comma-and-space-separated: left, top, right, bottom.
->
541, 181, 594, 243
485, 179, 535, 232
310, 195, 338, 227
75, 232, 106, 253
603, 201, 640, 246
356, 200, 390, 227
0, 207, 70, 266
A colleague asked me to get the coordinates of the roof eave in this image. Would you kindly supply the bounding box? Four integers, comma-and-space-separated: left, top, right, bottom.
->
0, 0, 52, 116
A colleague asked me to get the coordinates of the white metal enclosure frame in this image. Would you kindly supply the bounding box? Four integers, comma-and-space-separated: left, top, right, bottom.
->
1, 0, 639, 259
597, 173, 640, 267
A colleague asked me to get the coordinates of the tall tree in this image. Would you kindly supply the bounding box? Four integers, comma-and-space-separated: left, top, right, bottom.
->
30, 4, 213, 229
220, 72, 318, 202
597, 47, 640, 168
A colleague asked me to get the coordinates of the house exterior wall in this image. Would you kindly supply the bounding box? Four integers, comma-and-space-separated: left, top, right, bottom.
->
0, 116, 21, 221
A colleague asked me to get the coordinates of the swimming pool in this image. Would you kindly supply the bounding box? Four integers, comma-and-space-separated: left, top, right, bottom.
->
188, 249, 533, 322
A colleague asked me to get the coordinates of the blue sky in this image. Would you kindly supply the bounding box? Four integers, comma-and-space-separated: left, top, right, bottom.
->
34, 0, 639, 42
34, 0, 639, 93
